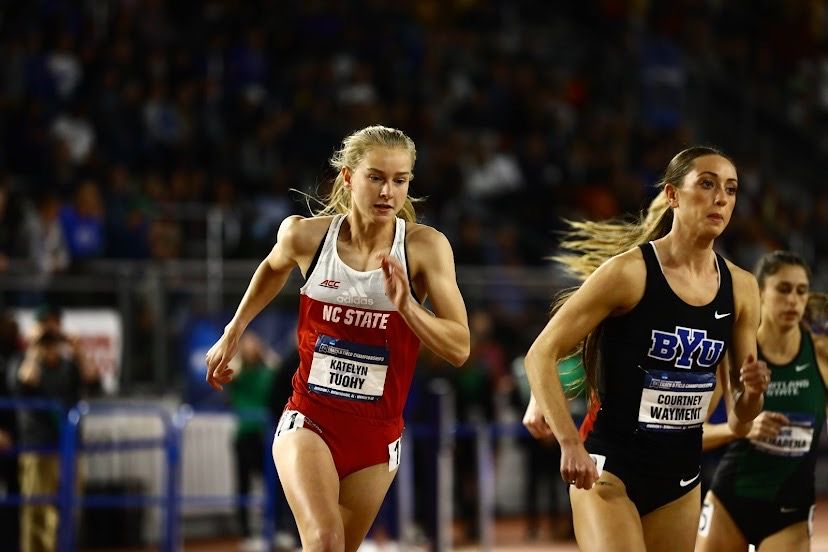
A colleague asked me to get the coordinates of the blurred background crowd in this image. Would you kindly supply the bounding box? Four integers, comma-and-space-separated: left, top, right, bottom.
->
0, 0, 825, 386
1, 0, 826, 277
0, 0, 827, 549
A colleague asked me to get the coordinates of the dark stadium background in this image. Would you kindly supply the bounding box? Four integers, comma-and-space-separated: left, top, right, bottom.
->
0, 1, 826, 551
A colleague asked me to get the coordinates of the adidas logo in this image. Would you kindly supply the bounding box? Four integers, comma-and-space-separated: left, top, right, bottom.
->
337, 282, 374, 306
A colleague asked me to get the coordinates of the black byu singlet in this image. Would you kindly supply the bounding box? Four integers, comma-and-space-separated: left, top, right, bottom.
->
586, 242, 734, 478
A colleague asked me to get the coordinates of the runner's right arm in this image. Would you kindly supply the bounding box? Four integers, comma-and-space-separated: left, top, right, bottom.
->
206, 216, 324, 390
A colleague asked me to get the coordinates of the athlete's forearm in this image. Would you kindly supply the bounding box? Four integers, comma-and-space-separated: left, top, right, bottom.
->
702, 421, 741, 451
226, 260, 292, 335
732, 389, 763, 426
398, 298, 469, 366
524, 348, 581, 445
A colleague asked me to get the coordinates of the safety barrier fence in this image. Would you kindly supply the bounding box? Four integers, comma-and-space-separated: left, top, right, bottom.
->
0, 399, 189, 552
0, 390, 572, 552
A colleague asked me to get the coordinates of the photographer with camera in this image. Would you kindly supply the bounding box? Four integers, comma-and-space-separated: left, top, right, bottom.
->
15, 304, 98, 552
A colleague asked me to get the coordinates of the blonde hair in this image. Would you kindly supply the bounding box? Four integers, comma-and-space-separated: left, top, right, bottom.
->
551, 146, 732, 401
552, 190, 672, 281
313, 125, 421, 223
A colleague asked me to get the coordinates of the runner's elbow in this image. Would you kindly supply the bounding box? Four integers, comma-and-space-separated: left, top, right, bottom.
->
447, 342, 470, 367
441, 332, 469, 367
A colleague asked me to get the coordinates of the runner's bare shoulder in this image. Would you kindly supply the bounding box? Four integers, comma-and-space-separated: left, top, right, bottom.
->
593, 247, 647, 315
722, 259, 759, 318
269, 215, 336, 274
277, 215, 334, 256
404, 221, 450, 254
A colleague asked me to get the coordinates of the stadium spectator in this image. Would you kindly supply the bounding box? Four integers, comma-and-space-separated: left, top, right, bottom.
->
14, 304, 99, 552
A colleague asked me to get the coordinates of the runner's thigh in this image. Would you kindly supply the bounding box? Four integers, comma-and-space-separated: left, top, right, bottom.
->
339, 463, 398, 552
695, 491, 749, 552
570, 470, 646, 552
758, 521, 809, 552
273, 429, 343, 546
641, 484, 700, 552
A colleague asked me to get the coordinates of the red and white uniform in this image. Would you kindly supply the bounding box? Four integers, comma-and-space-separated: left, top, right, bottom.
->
276, 214, 420, 478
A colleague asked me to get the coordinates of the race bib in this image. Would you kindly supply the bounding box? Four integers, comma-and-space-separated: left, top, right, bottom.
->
698, 499, 713, 537
388, 436, 402, 472
589, 454, 605, 477
308, 335, 389, 401
638, 369, 716, 431
275, 410, 306, 437
752, 413, 815, 457
809, 504, 815, 537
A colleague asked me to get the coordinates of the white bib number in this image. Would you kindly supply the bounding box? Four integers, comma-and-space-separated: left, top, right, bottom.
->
308, 335, 389, 401
808, 504, 815, 536
752, 413, 815, 457
388, 436, 402, 471
589, 454, 605, 477
698, 499, 713, 537
275, 410, 306, 437
638, 369, 715, 431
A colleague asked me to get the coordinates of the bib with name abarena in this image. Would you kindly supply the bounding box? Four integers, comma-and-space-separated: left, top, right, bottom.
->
713, 330, 826, 504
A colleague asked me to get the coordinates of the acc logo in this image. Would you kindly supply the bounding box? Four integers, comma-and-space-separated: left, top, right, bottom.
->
319, 279, 340, 289
648, 326, 724, 369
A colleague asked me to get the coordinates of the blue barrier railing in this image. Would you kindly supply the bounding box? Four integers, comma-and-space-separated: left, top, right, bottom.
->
0, 398, 187, 552
0, 395, 582, 552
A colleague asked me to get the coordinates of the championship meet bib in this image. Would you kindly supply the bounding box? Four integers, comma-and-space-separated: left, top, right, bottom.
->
308, 335, 389, 401
638, 369, 716, 431
751, 412, 815, 457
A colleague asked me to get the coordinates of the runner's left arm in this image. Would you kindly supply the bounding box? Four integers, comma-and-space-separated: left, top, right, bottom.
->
380, 226, 469, 367
726, 268, 769, 430
703, 358, 747, 450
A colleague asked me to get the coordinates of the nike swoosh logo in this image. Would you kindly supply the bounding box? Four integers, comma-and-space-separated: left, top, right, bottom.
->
714, 311, 731, 319
679, 472, 701, 487
780, 506, 798, 513
795, 364, 809, 372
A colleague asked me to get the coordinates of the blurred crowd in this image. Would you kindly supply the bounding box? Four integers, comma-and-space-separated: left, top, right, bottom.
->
1, 1, 827, 546
0, 0, 826, 287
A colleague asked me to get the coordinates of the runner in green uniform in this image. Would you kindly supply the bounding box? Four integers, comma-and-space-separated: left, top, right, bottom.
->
698, 250, 828, 551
